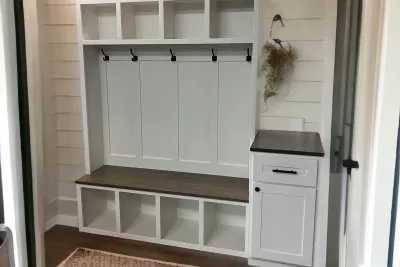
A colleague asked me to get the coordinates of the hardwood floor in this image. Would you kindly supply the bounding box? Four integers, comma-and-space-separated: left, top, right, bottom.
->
45, 225, 249, 267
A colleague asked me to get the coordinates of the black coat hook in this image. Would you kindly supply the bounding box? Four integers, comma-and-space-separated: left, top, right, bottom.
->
101, 49, 109, 61
170, 49, 176, 62
272, 14, 284, 27
212, 48, 217, 62
130, 49, 138, 62
246, 48, 252, 62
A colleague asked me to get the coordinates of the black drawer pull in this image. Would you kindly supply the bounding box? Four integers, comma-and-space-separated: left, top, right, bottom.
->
272, 169, 298, 175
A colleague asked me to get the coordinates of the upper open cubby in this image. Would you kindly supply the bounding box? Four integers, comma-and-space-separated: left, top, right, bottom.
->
121, 1, 160, 39
163, 0, 205, 39
78, 0, 256, 44
81, 3, 118, 40
210, 0, 254, 39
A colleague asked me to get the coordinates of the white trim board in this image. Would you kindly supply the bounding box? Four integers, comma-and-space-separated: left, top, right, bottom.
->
45, 215, 79, 232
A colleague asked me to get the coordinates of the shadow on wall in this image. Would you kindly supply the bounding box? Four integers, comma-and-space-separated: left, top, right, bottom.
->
327, 173, 341, 267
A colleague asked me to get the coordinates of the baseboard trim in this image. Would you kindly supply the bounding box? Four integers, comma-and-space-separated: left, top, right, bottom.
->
45, 215, 78, 231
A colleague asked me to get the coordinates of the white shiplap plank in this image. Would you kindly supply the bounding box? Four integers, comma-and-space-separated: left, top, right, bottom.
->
57, 131, 85, 148
47, 25, 78, 43
51, 44, 79, 61
291, 41, 324, 61
58, 148, 85, 165
292, 61, 325, 82
58, 181, 78, 199
58, 164, 85, 181
46, 0, 75, 5
264, 19, 325, 41
261, 101, 321, 123
56, 114, 83, 131
53, 62, 80, 79
262, 0, 325, 19
304, 122, 320, 132
55, 96, 82, 114
46, 5, 76, 25
281, 81, 322, 102
259, 116, 305, 132
54, 79, 81, 96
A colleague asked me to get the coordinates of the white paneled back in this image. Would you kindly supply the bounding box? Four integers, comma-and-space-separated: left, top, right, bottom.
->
97, 54, 251, 177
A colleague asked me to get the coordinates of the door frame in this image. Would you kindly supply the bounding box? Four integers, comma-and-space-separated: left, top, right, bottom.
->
343, 0, 400, 266
22, 0, 46, 266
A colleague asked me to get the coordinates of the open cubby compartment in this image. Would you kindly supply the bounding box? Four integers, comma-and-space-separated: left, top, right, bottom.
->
81, 187, 117, 232
121, 1, 160, 39
203, 202, 246, 252
119, 192, 157, 238
81, 3, 118, 40
160, 197, 199, 244
209, 0, 254, 39
164, 0, 206, 39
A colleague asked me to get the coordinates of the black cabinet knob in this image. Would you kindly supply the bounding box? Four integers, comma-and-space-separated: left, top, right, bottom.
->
255, 187, 260, 192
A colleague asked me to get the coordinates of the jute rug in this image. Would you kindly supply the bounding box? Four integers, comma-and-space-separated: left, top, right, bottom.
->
58, 248, 196, 267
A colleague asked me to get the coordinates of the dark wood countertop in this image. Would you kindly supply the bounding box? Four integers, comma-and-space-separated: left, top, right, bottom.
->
250, 130, 325, 157
76, 166, 249, 203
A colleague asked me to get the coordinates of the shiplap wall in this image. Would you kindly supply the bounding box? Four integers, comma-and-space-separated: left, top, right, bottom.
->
45, 0, 81, 225
259, 0, 326, 132
44, 0, 330, 223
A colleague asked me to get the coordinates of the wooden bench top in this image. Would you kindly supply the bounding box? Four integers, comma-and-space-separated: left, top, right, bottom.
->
76, 166, 249, 203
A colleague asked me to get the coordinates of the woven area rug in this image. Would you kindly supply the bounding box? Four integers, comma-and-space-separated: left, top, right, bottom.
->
58, 248, 196, 267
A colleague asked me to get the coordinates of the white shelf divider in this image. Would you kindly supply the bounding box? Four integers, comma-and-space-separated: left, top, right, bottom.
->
81, 3, 119, 40
119, 192, 157, 238
203, 201, 246, 252
160, 197, 200, 245
120, 1, 160, 39
78, 184, 248, 257
81, 187, 117, 232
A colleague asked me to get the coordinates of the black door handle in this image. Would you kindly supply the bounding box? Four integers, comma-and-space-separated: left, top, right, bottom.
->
255, 187, 260, 192
272, 169, 298, 175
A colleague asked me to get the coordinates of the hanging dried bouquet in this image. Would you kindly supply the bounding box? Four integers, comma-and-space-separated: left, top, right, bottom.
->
262, 41, 298, 101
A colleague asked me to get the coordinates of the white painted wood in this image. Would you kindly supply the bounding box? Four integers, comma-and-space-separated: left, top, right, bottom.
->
119, 192, 157, 237
210, 0, 254, 39
82, 37, 253, 45
253, 153, 318, 187
178, 62, 218, 164
77, 184, 247, 256
251, 183, 316, 266
164, 0, 206, 39
104, 60, 142, 158
81, 4, 118, 40
83, 48, 105, 172
81, 187, 117, 232
218, 62, 252, 167
259, 116, 305, 132
140, 61, 178, 160
203, 202, 246, 252
121, 1, 159, 39
160, 197, 200, 244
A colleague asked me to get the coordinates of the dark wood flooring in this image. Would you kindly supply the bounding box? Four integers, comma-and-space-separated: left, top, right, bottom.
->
76, 166, 249, 202
45, 225, 249, 267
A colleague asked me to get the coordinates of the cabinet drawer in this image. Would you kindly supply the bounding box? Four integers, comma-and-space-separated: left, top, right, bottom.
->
253, 154, 318, 187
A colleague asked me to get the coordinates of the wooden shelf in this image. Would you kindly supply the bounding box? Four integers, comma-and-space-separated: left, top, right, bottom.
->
76, 166, 249, 203
82, 38, 253, 46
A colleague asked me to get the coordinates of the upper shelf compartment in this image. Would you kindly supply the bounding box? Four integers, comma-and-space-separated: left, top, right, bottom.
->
121, 1, 160, 39
209, 0, 254, 39
163, 0, 206, 39
81, 3, 118, 40
78, 0, 256, 45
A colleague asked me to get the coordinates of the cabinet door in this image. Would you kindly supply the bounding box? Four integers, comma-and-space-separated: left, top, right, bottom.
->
251, 183, 316, 266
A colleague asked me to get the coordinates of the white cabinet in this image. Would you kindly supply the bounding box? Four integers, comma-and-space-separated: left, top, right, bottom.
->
251, 182, 316, 267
